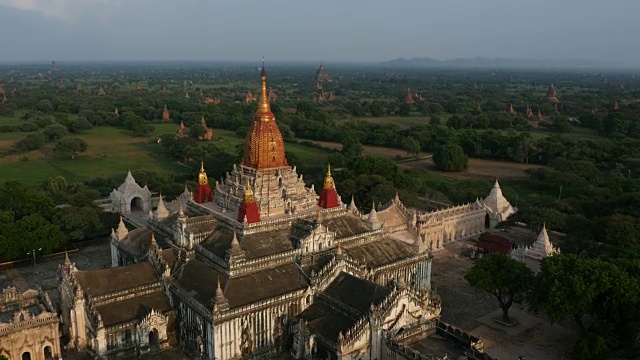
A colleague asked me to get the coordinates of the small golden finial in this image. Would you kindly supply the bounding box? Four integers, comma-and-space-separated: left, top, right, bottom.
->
244, 177, 255, 203
217, 276, 221, 289
323, 162, 334, 190
198, 161, 208, 185
256, 56, 273, 120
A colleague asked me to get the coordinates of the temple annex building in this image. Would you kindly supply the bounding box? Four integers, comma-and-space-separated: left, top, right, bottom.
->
59, 64, 516, 360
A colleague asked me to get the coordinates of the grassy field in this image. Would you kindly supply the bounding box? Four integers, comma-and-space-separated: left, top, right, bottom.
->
0, 124, 188, 185
0, 124, 334, 185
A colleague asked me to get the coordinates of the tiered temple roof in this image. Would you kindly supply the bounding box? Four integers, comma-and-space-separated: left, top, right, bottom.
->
210, 62, 324, 221
483, 180, 516, 225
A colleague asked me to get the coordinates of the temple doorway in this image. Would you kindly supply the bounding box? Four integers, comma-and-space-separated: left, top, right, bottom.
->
149, 328, 159, 349
131, 197, 144, 212
485, 214, 491, 228
43, 346, 53, 359
22, 352, 32, 360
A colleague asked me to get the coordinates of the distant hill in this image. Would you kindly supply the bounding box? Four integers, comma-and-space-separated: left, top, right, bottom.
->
380, 57, 619, 69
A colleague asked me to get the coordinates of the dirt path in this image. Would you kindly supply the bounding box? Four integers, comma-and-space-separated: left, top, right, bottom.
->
310, 140, 541, 179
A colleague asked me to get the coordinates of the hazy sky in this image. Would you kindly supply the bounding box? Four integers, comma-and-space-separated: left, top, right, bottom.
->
0, 0, 637, 63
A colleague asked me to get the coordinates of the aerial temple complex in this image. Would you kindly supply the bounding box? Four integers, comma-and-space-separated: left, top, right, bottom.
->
61, 63, 515, 360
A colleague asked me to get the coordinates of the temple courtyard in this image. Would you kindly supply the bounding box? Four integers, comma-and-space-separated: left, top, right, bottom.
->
432, 240, 577, 359
0, 231, 576, 359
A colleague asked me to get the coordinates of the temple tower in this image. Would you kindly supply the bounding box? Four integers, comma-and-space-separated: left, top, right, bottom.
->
318, 163, 340, 209
508, 103, 516, 116
315, 61, 331, 82
198, 116, 213, 141
214, 61, 320, 220
404, 88, 415, 104
483, 179, 516, 228
177, 121, 187, 137
97, 86, 106, 96
546, 84, 559, 103
193, 161, 213, 204
162, 104, 170, 122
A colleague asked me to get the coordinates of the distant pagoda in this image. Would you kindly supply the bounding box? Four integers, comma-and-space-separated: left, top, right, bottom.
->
315, 61, 331, 82
545, 84, 559, 103
404, 88, 415, 104
198, 116, 213, 141
162, 104, 170, 122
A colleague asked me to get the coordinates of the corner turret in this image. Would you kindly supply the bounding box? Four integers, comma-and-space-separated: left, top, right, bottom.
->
237, 178, 261, 224
318, 163, 340, 209
193, 161, 213, 204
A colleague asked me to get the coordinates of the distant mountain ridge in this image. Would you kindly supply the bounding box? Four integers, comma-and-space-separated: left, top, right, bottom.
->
380, 57, 620, 69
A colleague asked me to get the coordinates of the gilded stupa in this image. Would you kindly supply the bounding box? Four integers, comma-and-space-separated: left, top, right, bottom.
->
241, 62, 289, 170
212, 60, 323, 219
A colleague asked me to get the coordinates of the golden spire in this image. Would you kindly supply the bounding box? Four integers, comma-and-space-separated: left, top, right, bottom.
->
323, 162, 335, 189
198, 161, 208, 185
244, 177, 255, 203
256, 56, 274, 121
241, 57, 288, 170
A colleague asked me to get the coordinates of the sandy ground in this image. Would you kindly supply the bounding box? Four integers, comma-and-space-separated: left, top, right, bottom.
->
310, 140, 541, 179
432, 240, 577, 359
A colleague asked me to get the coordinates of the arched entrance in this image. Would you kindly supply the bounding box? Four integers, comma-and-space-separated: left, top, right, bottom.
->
22, 352, 32, 360
130, 197, 144, 212
149, 328, 159, 349
43, 346, 53, 359
484, 214, 491, 228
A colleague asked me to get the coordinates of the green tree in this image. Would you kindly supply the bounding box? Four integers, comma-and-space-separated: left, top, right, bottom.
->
54, 138, 88, 159
14, 132, 47, 151
132, 124, 155, 136
550, 115, 571, 133
402, 136, 421, 156
530, 254, 637, 333
189, 124, 207, 139
465, 253, 533, 322
433, 144, 468, 171
70, 118, 93, 133
43, 124, 69, 141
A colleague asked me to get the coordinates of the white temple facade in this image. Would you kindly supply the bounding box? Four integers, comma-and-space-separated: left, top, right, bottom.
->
110, 170, 152, 214
483, 180, 517, 228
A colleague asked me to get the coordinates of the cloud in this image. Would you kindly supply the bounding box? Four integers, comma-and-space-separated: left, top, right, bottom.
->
0, 0, 145, 21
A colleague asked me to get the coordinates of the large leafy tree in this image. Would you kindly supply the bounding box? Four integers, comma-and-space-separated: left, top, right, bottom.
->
54, 138, 88, 159
433, 143, 468, 171
465, 253, 533, 322
531, 254, 640, 331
